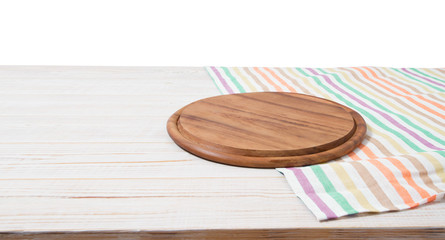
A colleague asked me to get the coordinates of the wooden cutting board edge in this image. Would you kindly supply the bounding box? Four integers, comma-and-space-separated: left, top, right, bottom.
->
166, 100, 367, 168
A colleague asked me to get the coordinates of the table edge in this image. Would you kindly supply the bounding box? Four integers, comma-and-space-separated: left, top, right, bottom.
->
1, 228, 445, 239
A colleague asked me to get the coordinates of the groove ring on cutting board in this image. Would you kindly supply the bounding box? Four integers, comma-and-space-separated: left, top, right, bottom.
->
167, 92, 367, 168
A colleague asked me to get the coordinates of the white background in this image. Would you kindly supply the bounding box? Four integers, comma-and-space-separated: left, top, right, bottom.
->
0, 0, 443, 67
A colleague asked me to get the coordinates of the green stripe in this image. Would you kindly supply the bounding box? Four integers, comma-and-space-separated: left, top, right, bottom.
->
205, 67, 223, 94
410, 68, 445, 84
222, 67, 246, 93
317, 68, 444, 146
391, 68, 444, 92
295, 68, 424, 152
311, 165, 357, 214
437, 151, 445, 158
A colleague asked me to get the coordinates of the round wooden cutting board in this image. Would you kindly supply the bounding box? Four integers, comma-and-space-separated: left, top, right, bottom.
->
167, 92, 366, 168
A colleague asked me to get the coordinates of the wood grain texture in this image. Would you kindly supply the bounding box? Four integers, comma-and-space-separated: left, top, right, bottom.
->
168, 92, 366, 168
2, 228, 445, 240
0, 66, 443, 237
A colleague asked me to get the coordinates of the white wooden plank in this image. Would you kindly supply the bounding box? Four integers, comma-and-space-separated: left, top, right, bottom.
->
0, 66, 443, 233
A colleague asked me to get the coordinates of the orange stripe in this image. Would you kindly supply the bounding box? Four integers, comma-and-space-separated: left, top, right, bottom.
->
263, 67, 297, 92
357, 67, 445, 119
348, 151, 361, 160
253, 67, 283, 91
359, 144, 378, 159
386, 157, 431, 198
348, 144, 375, 160
356, 67, 411, 95
416, 95, 445, 111
368, 160, 418, 208
427, 195, 437, 203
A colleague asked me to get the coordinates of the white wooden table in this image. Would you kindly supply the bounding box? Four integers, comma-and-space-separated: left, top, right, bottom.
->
0, 66, 443, 239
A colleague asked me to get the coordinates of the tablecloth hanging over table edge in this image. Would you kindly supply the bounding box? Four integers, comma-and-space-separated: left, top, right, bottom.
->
206, 66, 445, 221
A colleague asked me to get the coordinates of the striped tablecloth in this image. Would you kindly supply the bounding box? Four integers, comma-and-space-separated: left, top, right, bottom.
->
206, 67, 445, 220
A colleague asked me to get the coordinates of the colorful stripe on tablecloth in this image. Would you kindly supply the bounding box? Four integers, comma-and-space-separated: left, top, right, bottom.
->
206, 66, 445, 220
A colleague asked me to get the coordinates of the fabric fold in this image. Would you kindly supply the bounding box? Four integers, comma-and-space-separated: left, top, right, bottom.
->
206, 66, 445, 221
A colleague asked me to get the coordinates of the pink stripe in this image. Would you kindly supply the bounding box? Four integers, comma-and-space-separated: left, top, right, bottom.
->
289, 168, 338, 219
307, 68, 442, 151
210, 67, 234, 94
402, 68, 445, 88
